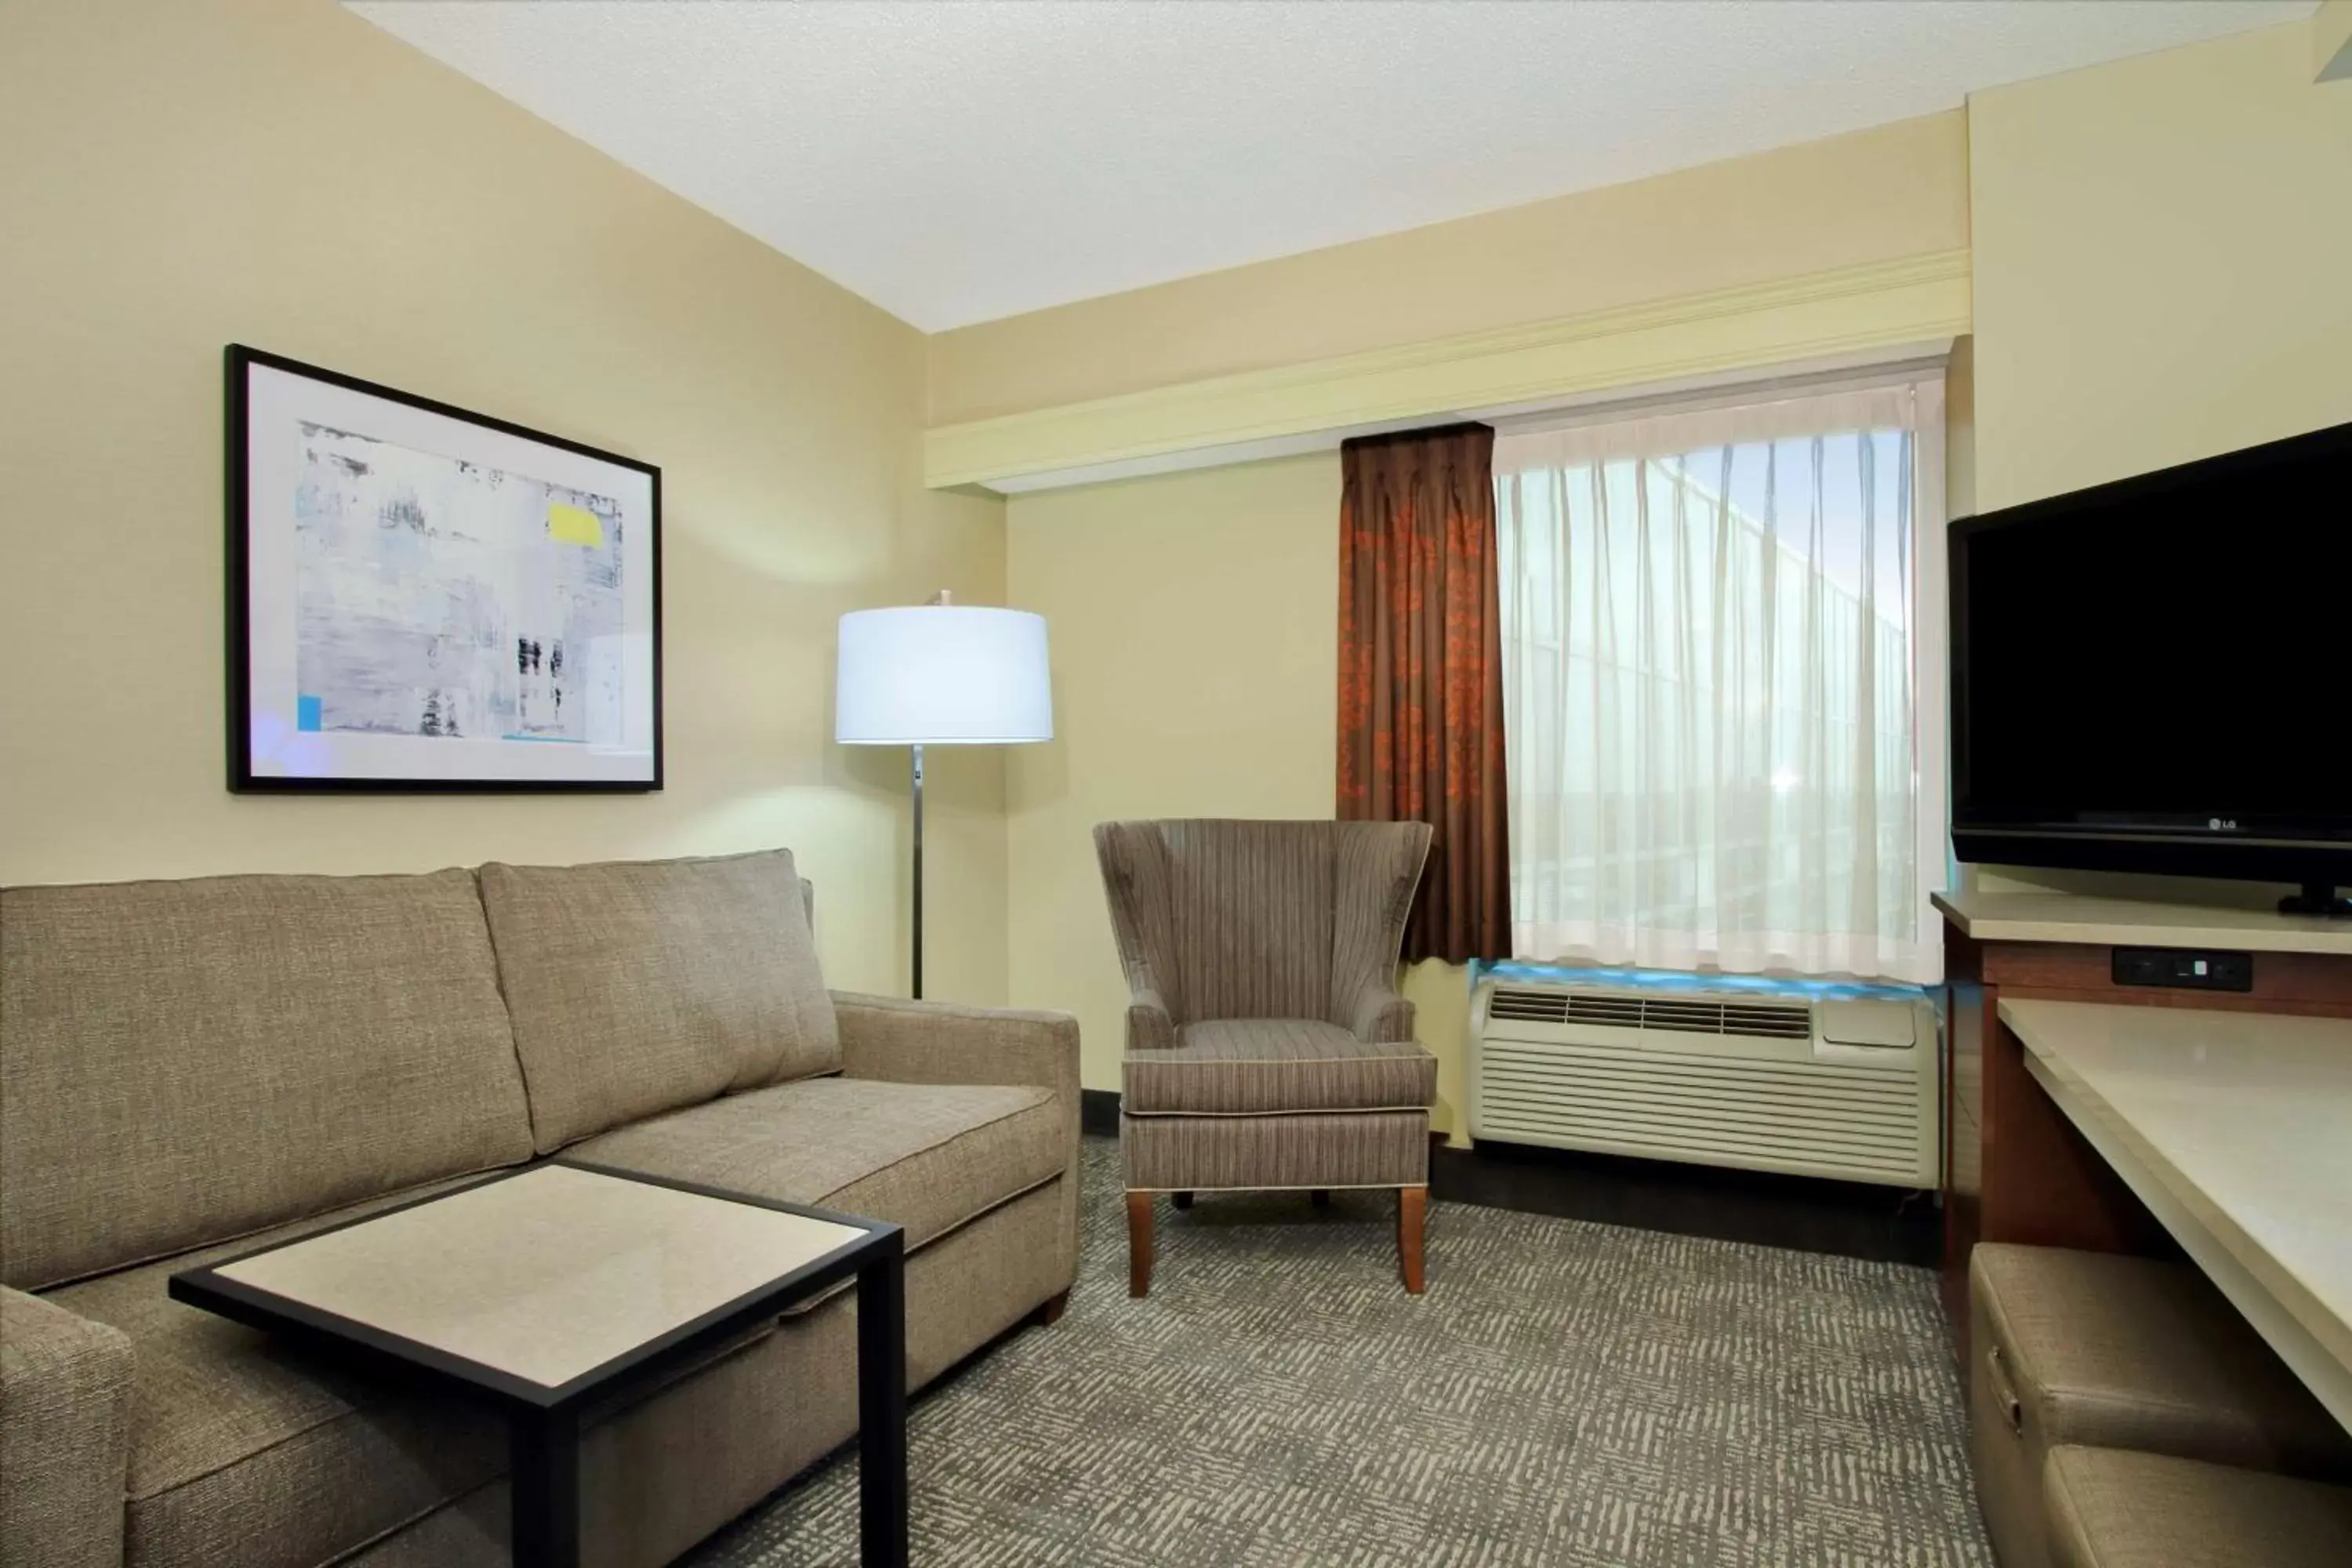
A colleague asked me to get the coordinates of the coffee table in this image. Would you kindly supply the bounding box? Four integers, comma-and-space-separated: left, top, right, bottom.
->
169, 1159, 907, 1567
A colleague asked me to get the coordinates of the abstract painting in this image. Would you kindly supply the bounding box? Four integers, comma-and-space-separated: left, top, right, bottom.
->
230, 347, 661, 789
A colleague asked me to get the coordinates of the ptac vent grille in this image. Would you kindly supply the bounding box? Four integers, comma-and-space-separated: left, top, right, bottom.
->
1475, 1037, 1923, 1183
1485, 985, 1814, 1040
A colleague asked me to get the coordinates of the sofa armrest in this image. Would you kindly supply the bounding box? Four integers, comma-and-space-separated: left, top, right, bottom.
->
834, 992, 1080, 1109
1350, 987, 1416, 1044
2, 1286, 133, 1568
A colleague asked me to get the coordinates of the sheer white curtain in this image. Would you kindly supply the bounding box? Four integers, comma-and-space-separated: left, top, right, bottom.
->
1495, 376, 1947, 983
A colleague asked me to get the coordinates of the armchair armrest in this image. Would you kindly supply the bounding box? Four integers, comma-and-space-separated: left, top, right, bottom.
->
2, 1285, 133, 1568
1125, 989, 1176, 1053
1349, 986, 1416, 1044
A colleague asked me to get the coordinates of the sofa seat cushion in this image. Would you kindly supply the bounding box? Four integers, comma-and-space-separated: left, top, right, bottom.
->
47, 1181, 507, 1568
567, 1076, 1062, 1254
1124, 1019, 1436, 1115
2045, 1446, 2352, 1568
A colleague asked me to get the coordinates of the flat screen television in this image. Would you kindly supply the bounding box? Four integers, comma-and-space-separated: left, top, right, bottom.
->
1949, 419, 2352, 916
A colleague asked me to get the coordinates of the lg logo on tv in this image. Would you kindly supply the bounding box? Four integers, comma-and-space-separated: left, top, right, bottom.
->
2208, 818, 2239, 832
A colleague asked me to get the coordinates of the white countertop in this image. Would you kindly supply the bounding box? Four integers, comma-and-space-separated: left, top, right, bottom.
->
2000, 997, 2352, 1429
1934, 889, 2352, 955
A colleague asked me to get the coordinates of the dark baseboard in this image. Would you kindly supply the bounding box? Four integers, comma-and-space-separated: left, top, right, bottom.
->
1080, 1087, 1122, 1138
1432, 1138, 1940, 1268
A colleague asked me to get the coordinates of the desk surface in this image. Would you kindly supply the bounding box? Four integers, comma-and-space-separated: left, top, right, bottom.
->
2000, 998, 2352, 1428
1935, 889, 2352, 955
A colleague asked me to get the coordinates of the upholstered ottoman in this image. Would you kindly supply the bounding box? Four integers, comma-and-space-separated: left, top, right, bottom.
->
1969, 1244, 2352, 1568
2044, 1446, 2352, 1568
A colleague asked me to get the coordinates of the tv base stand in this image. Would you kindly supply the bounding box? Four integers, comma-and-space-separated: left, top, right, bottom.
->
2278, 882, 2352, 918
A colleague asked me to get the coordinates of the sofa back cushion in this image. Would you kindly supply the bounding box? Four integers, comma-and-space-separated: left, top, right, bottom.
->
478, 850, 837, 1153
0, 869, 534, 1290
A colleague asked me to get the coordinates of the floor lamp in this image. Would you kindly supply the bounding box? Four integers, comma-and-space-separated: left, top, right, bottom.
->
835, 594, 1052, 999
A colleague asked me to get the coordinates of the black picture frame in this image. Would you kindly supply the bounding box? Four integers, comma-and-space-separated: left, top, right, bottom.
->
226, 344, 663, 792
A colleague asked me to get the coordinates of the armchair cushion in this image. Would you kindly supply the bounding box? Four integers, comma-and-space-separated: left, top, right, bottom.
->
1123, 1019, 1436, 1116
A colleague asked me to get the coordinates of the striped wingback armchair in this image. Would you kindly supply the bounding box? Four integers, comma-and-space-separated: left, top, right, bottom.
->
1093, 818, 1438, 1295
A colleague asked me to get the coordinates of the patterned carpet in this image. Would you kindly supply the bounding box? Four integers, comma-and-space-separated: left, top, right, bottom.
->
692, 1138, 1992, 1566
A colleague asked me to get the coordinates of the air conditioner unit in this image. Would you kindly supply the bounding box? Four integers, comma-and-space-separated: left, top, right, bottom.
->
1469, 973, 1940, 1188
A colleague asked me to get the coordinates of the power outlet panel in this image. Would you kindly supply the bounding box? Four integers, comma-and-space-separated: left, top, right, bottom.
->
2111, 946, 2254, 993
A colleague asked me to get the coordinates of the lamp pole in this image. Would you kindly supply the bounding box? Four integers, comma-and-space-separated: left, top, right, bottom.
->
910, 741, 925, 1000
907, 587, 950, 1002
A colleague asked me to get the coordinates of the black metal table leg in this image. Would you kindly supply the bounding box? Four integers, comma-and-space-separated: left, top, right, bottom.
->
857, 1235, 909, 1568
511, 1404, 582, 1568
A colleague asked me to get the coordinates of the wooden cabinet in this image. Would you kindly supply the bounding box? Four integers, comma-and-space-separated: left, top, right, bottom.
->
1933, 891, 2352, 1355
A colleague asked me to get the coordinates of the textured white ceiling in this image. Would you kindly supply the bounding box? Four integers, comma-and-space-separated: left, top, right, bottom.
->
347, 0, 2314, 331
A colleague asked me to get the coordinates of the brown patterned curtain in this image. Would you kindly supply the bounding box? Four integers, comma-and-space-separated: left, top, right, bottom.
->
1336, 423, 1510, 964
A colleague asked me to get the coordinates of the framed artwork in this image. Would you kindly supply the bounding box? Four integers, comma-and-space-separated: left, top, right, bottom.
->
227, 345, 662, 791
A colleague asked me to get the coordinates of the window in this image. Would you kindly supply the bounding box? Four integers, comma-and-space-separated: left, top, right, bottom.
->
1494, 376, 1947, 983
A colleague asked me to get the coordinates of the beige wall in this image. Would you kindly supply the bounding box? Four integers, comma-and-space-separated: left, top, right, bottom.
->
1005, 455, 1341, 1092
1946, 335, 1977, 524
932, 111, 1970, 424
0, 0, 1009, 1003
1969, 19, 2352, 513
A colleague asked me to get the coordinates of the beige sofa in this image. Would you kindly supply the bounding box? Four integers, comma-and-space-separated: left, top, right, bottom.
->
0, 850, 1080, 1568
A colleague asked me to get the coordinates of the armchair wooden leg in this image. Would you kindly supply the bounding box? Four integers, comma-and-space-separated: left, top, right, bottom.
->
1172, 1191, 1193, 1210
1030, 1289, 1070, 1327
1127, 1191, 1155, 1298
1398, 1185, 1427, 1294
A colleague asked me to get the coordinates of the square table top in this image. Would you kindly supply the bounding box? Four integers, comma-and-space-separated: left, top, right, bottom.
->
205, 1163, 871, 1391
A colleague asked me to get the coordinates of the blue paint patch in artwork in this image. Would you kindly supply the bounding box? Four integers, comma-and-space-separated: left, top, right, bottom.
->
499, 733, 587, 744
297, 695, 323, 732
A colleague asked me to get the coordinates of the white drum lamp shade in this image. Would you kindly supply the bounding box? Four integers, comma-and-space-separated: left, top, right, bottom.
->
834, 607, 1053, 746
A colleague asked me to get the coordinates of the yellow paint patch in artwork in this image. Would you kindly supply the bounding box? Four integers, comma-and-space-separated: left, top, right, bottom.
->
546, 500, 604, 547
